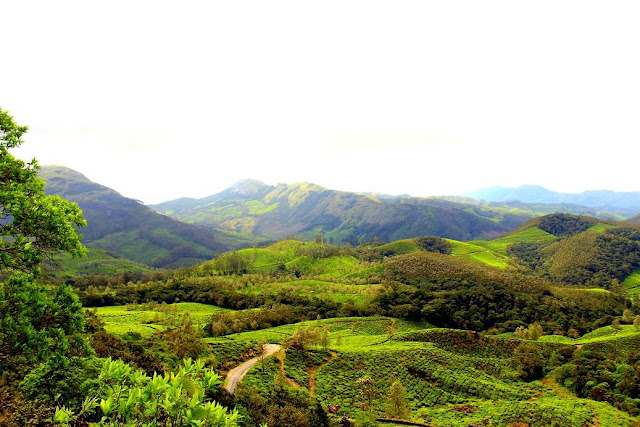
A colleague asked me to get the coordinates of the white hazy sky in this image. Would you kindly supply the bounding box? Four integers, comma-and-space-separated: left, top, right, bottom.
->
3, 1, 640, 204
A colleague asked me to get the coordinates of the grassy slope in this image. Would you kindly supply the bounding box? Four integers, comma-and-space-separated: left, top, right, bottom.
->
89, 302, 230, 337
623, 271, 640, 295
46, 248, 150, 277
441, 227, 555, 270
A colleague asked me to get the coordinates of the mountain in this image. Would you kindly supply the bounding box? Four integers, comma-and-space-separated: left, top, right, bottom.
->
438, 196, 625, 220
40, 166, 256, 269
464, 185, 640, 216
152, 180, 535, 243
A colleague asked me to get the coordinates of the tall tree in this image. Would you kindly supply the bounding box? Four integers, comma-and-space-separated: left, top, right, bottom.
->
0, 107, 86, 276
386, 380, 409, 418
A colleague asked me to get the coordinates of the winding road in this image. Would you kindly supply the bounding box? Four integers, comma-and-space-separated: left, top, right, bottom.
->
224, 344, 281, 393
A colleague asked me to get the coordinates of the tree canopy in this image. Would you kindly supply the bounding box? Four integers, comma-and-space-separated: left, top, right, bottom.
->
0, 107, 86, 276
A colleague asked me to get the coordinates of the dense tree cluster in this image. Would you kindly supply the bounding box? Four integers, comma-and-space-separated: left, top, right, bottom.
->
508, 226, 640, 288
556, 349, 640, 415
537, 213, 598, 237
415, 235, 453, 254
378, 252, 627, 333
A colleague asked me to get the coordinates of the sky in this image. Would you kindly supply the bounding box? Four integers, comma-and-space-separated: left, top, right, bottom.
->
3, 1, 640, 204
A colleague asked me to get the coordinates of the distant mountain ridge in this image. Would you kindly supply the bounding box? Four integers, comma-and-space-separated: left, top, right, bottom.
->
153, 179, 534, 244
40, 166, 256, 268
464, 185, 640, 216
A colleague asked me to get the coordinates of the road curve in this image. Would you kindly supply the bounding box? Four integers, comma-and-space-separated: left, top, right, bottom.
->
224, 344, 281, 393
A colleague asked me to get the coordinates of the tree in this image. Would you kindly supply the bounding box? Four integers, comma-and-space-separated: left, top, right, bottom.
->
0, 108, 89, 421
385, 380, 408, 418
416, 236, 452, 254
0, 107, 86, 276
356, 375, 379, 416
515, 343, 545, 381
159, 313, 207, 359
285, 325, 320, 352
612, 319, 622, 333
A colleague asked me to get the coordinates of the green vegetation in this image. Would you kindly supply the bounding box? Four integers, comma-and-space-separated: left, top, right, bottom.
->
4, 109, 640, 426
46, 247, 150, 277
152, 179, 539, 245
624, 271, 640, 295
89, 302, 230, 337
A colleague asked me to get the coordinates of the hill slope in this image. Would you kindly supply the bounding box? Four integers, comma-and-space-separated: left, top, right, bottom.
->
152, 180, 534, 244
40, 166, 253, 268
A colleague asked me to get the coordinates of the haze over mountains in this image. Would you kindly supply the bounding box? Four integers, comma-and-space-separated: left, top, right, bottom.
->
464, 185, 640, 216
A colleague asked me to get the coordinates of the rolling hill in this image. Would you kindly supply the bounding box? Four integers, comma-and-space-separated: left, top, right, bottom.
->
40, 166, 258, 269
152, 180, 535, 244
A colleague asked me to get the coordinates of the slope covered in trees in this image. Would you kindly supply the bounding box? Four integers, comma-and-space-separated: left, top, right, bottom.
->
40, 166, 259, 269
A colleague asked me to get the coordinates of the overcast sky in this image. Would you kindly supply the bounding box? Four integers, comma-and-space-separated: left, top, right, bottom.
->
3, 1, 640, 204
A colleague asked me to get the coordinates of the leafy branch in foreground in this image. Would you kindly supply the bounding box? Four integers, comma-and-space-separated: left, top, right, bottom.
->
54, 357, 240, 426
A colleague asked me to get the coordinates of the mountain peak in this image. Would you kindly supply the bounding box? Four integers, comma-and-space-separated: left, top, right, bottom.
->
229, 179, 270, 196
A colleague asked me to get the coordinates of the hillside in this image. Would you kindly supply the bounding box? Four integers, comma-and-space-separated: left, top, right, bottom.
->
464, 185, 640, 216
152, 180, 534, 244
40, 166, 257, 269
68, 234, 636, 426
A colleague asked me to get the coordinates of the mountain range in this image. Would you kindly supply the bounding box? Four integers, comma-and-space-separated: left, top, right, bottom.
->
40, 166, 640, 272
151, 179, 532, 244
464, 185, 640, 216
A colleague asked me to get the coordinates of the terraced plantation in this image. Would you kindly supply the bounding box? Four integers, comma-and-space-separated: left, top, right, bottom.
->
70, 215, 640, 426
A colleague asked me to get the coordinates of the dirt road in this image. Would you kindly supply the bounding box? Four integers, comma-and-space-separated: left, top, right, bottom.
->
224, 344, 281, 393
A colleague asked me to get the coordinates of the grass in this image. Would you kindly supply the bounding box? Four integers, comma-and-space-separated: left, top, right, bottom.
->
470, 227, 556, 256
623, 271, 640, 295
442, 227, 558, 270
237, 279, 382, 305
446, 240, 511, 269
47, 248, 149, 276
90, 302, 230, 337
377, 239, 421, 255
535, 324, 640, 345
586, 223, 613, 233
245, 200, 279, 215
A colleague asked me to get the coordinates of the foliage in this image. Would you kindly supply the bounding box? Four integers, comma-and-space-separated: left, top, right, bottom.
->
555, 348, 640, 414
158, 313, 209, 360
54, 357, 240, 426
213, 251, 248, 275
537, 213, 597, 237
514, 343, 545, 381
285, 324, 325, 352
514, 322, 544, 340
385, 380, 409, 418
415, 235, 453, 254
0, 109, 86, 275
236, 380, 328, 427
356, 375, 379, 414
0, 275, 90, 372
20, 356, 102, 410
380, 251, 626, 333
